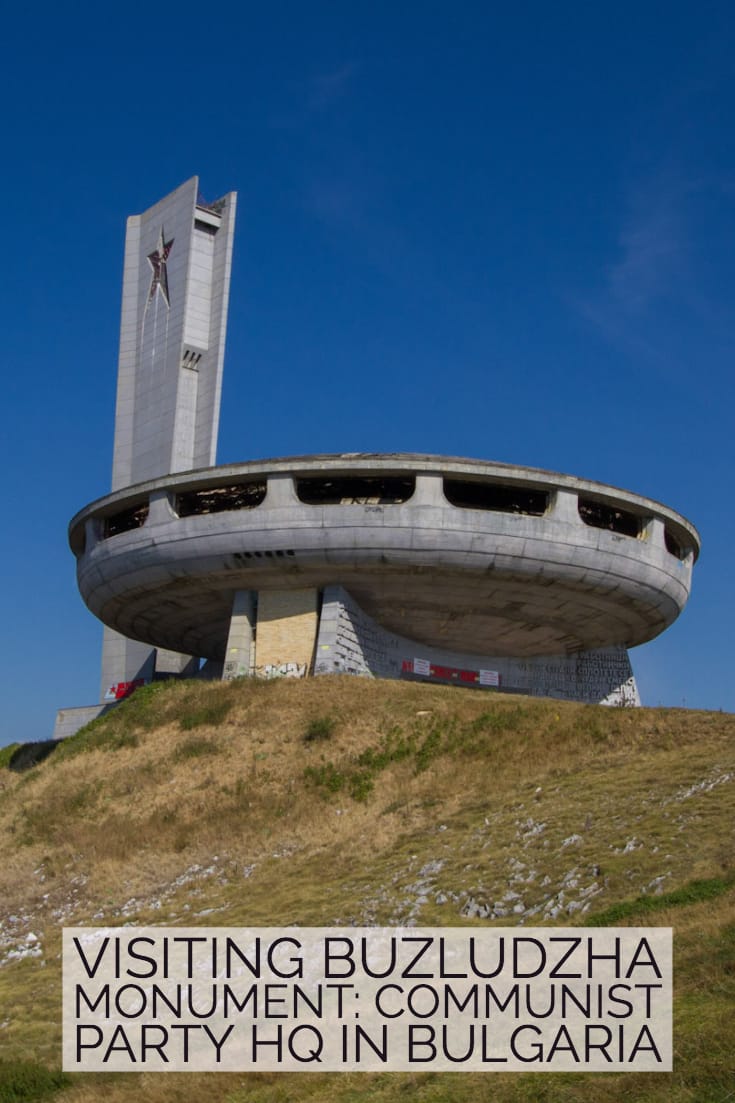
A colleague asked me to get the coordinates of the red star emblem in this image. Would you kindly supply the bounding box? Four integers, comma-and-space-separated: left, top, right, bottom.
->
147, 226, 174, 306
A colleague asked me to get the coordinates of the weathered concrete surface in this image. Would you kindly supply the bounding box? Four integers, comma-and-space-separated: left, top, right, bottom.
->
111, 177, 237, 489
53, 704, 114, 740
70, 454, 698, 667
222, 590, 255, 681
102, 178, 237, 701
315, 585, 640, 706
60, 179, 700, 729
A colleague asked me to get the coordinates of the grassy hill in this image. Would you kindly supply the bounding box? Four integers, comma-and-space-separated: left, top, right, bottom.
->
0, 677, 733, 1102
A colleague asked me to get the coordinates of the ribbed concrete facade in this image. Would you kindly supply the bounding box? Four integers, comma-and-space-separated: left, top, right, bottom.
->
100, 177, 236, 702
111, 177, 236, 490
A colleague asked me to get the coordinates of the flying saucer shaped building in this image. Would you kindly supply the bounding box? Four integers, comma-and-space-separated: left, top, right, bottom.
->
55, 179, 699, 736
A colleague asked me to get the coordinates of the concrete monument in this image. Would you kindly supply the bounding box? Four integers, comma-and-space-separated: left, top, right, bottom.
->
54, 179, 699, 738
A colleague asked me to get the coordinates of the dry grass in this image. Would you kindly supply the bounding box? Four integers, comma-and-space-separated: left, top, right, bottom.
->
0, 678, 733, 1101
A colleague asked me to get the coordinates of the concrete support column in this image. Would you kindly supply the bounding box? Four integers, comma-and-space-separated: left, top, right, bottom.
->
84, 517, 103, 553
100, 627, 155, 702
265, 474, 299, 507
148, 489, 176, 524
222, 590, 255, 680
255, 588, 319, 677
646, 516, 665, 549
150, 490, 198, 678
550, 489, 579, 524
413, 473, 445, 506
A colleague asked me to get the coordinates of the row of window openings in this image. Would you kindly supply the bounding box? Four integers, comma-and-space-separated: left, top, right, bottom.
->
99, 477, 689, 561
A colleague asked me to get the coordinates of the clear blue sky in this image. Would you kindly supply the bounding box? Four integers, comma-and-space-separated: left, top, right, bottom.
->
3, 1, 734, 743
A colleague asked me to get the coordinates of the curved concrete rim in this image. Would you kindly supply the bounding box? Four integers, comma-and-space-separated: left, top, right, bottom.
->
70, 451, 701, 554
71, 451, 699, 660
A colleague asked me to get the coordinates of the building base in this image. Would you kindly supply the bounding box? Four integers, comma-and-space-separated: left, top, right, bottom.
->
216, 583, 639, 705
313, 586, 639, 706
54, 582, 640, 737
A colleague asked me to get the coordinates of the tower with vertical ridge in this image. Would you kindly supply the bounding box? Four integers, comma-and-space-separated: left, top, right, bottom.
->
101, 177, 237, 701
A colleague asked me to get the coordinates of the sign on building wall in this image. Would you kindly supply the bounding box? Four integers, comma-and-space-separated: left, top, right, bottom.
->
103, 678, 146, 702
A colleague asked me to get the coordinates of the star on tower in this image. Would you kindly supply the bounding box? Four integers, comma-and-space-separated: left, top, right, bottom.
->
147, 227, 174, 306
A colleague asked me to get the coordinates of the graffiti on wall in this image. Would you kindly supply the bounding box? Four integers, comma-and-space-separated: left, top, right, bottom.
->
259, 663, 308, 679
222, 660, 248, 681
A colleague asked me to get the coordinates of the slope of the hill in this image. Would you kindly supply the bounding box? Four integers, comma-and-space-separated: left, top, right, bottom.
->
0, 677, 733, 1103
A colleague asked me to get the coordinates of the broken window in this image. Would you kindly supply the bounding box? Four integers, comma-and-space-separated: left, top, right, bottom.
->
296, 476, 415, 505
103, 501, 149, 538
664, 527, 687, 560
443, 479, 548, 515
176, 482, 266, 517
578, 498, 641, 537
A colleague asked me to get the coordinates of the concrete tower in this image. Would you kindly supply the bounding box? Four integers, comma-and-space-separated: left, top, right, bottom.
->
101, 177, 237, 701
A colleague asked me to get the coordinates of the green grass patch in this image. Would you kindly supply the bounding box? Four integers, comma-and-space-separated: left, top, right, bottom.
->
586, 873, 735, 926
300, 710, 529, 807
17, 783, 97, 845
304, 762, 346, 793
0, 1059, 68, 1102
56, 725, 140, 759
468, 706, 527, 734
356, 726, 413, 770
0, 745, 20, 771
303, 715, 336, 742
304, 723, 440, 802
179, 698, 233, 730
303, 708, 532, 802
174, 736, 220, 761
304, 760, 375, 800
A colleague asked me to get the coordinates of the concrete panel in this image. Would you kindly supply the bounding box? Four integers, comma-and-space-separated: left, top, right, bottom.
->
222, 590, 255, 680
53, 704, 115, 740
